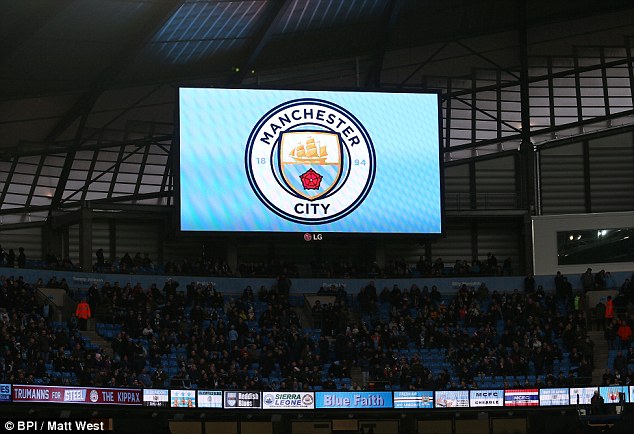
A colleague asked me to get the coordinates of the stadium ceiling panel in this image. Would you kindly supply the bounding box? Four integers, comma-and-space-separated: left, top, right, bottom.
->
0, 0, 633, 222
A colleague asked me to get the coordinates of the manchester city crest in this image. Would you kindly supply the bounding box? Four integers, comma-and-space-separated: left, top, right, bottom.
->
280, 131, 342, 200
245, 98, 376, 225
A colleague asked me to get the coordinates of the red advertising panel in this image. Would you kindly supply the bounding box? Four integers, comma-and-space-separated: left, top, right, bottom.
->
12, 385, 142, 406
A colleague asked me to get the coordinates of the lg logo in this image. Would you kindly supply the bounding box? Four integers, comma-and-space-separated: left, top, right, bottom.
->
304, 233, 323, 242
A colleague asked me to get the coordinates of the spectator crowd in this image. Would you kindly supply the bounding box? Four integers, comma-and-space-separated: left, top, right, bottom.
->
1, 266, 633, 392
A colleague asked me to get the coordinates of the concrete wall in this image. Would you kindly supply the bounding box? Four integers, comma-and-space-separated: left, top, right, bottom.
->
2, 267, 632, 296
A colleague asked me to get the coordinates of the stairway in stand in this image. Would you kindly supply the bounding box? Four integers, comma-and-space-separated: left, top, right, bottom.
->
293, 306, 312, 329
350, 366, 364, 388
587, 330, 608, 385
80, 329, 114, 358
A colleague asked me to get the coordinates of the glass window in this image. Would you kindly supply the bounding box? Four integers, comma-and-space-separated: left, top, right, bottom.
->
557, 228, 634, 265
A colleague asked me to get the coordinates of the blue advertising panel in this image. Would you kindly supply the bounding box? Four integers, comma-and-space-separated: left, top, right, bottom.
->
179, 88, 442, 234
539, 388, 570, 406
630, 386, 634, 403
435, 391, 469, 408
315, 392, 392, 409
0, 384, 11, 402
599, 386, 629, 404
393, 391, 433, 409
569, 387, 598, 405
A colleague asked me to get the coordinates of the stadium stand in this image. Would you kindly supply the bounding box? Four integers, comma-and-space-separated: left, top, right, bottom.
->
3, 267, 632, 393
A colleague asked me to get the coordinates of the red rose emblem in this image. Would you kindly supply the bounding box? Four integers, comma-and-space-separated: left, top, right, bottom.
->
299, 168, 323, 190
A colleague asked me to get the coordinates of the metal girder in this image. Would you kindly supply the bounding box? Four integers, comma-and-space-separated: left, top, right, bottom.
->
533, 123, 634, 151
365, 0, 405, 88
444, 149, 521, 167
227, 0, 291, 85
454, 40, 520, 81
0, 205, 48, 217
451, 95, 522, 133
1, 134, 173, 160
79, 84, 165, 148
25, 153, 47, 208
397, 42, 449, 89
62, 141, 149, 205
0, 158, 19, 207
445, 108, 634, 154
49, 201, 171, 230
45, 0, 184, 218
627, 37, 634, 109
442, 58, 630, 100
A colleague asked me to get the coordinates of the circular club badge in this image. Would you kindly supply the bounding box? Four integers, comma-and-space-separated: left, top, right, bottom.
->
89, 389, 99, 403
245, 98, 376, 225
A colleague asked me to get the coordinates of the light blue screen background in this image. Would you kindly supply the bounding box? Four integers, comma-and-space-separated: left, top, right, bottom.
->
179, 88, 442, 233
314, 391, 393, 409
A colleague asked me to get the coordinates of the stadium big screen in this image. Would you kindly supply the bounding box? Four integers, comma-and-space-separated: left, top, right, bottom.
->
178, 88, 442, 234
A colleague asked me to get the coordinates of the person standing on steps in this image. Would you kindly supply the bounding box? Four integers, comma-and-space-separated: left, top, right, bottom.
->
76, 298, 92, 331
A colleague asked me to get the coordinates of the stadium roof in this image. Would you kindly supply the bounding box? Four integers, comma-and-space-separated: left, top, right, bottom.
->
1, 0, 633, 223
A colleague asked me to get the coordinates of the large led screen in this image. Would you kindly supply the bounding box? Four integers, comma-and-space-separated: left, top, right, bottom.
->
179, 88, 442, 233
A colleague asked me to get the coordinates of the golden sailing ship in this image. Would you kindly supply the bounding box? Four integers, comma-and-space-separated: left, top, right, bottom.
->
288, 137, 328, 164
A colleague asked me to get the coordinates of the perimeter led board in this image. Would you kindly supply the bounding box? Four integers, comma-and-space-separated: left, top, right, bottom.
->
469, 389, 503, 407
569, 387, 598, 405
223, 391, 261, 409
435, 390, 469, 408
170, 389, 195, 408
179, 88, 442, 234
539, 388, 570, 406
143, 389, 168, 407
599, 386, 629, 404
315, 392, 392, 409
504, 389, 539, 407
262, 392, 315, 410
393, 391, 434, 409
0, 384, 10, 402
197, 390, 222, 408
